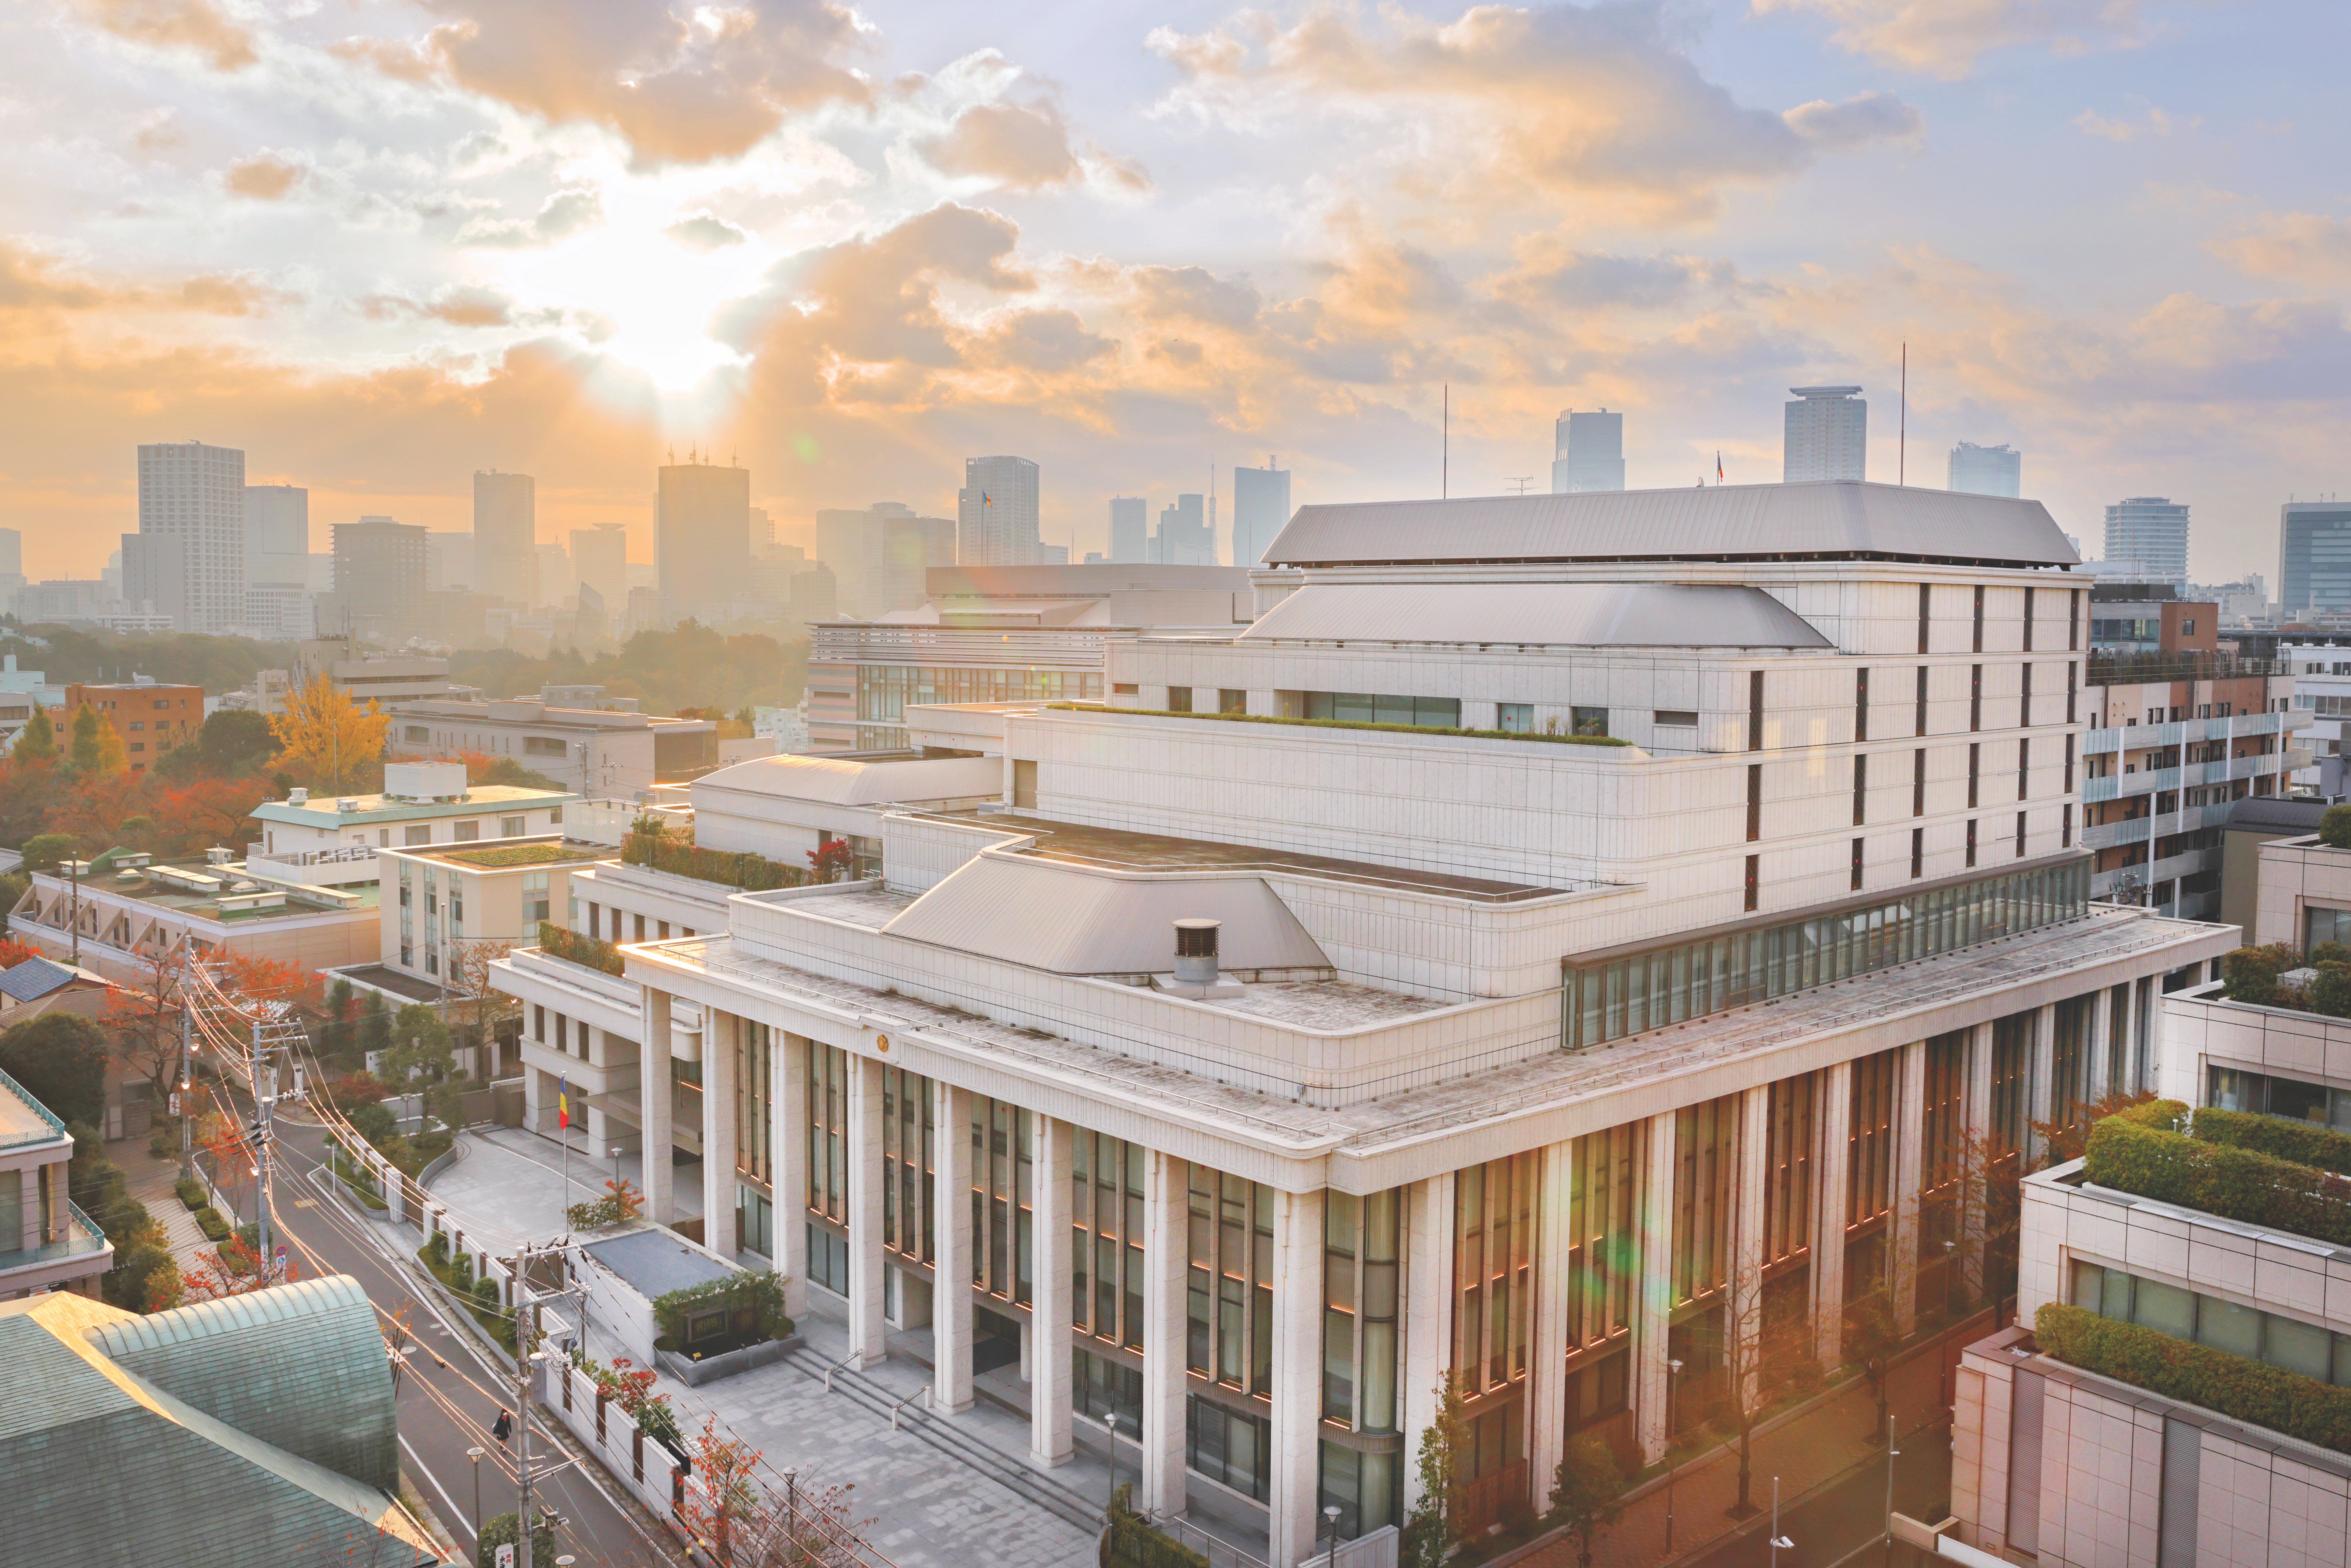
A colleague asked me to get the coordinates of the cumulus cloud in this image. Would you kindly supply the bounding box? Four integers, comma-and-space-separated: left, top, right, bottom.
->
78, 0, 256, 70
665, 213, 750, 251
1750, 0, 2151, 79
2208, 211, 2351, 288
896, 52, 1149, 196
1147, 3, 1905, 222
224, 153, 304, 199
917, 101, 1082, 190
2073, 106, 2190, 142
1785, 91, 1925, 149
456, 186, 605, 248
1496, 249, 1736, 310
383, 0, 871, 167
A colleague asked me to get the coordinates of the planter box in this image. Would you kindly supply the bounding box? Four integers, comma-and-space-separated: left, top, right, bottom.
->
656, 1332, 801, 1387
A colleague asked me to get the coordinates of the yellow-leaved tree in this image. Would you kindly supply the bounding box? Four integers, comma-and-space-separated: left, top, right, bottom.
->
268, 675, 388, 793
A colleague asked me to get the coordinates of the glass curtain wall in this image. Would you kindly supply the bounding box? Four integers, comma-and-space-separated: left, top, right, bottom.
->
1072, 1132, 1145, 1432
1758, 1075, 1816, 1318
1319, 1189, 1403, 1538
733, 1019, 771, 1260
971, 1096, 1033, 1307
805, 1041, 849, 1295
1563, 1125, 1640, 1445
1453, 1156, 1535, 1525
1669, 1099, 1737, 1431
882, 1066, 935, 1269
1186, 1163, 1277, 1501
1845, 1050, 1897, 1302
1918, 1032, 1969, 1315
1562, 861, 2089, 1050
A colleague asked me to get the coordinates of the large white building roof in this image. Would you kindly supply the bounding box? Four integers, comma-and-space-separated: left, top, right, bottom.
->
1264, 480, 2078, 570
692, 751, 1003, 808
1237, 581, 1833, 648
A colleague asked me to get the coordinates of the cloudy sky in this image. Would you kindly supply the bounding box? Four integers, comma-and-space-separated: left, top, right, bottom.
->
2, 0, 2345, 584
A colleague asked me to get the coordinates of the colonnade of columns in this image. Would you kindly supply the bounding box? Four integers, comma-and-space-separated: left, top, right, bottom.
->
631, 979, 2141, 1568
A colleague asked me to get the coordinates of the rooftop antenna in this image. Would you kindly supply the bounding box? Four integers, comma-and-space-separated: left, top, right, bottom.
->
1505, 476, 1534, 495
1899, 341, 1907, 487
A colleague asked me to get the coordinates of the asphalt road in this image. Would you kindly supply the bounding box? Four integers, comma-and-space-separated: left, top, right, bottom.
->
267, 1118, 680, 1568
1674, 1415, 1952, 1568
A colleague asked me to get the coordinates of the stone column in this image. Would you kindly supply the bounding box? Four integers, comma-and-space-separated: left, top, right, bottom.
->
1029, 1114, 1075, 1466
846, 1052, 887, 1369
640, 988, 672, 1224
1963, 1021, 1995, 1304
2025, 1003, 2057, 1163
1139, 1148, 1188, 1516
1400, 1172, 1455, 1517
1890, 1041, 1927, 1335
702, 1010, 739, 1258
1527, 1141, 1574, 1506
1812, 1063, 1852, 1366
1731, 1088, 1769, 1413
933, 1080, 975, 1415
2085, 986, 2114, 1105
775, 1034, 809, 1320
1634, 1111, 1677, 1466
1268, 1186, 1325, 1568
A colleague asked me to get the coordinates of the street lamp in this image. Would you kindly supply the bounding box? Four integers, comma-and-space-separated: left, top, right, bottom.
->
1769, 1475, 1793, 1568
466, 1446, 485, 1537
610, 1145, 623, 1193
1322, 1504, 1344, 1566
1882, 1414, 1901, 1568
1103, 1411, 1121, 1516
1663, 1358, 1684, 1553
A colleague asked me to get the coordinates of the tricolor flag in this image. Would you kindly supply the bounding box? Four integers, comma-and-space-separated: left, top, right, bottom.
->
981, 491, 993, 506
558, 1075, 569, 1130
1716, 451, 1724, 483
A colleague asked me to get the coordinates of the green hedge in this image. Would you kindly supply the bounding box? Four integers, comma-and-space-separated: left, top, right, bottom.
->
174, 1178, 207, 1211
1058, 703, 1634, 747
2084, 1112, 2351, 1247
193, 1206, 230, 1242
536, 921, 625, 975
650, 1267, 791, 1348
2194, 1105, 2351, 1178
1103, 1487, 1210, 1568
2036, 1301, 2351, 1454
621, 832, 806, 891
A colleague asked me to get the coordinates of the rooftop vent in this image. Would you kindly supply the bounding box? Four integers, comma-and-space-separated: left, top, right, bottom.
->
204, 847, 233, 866
1172, 918, 1221, 985
337, 799, 360, 813
288, 787, 309, 805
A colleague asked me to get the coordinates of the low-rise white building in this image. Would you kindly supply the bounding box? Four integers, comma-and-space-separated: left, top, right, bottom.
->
246, 761, 578, 887
387, 698, 717, 798
0, 1066, 111, 1300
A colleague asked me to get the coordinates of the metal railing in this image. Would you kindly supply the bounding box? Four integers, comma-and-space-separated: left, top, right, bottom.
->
1159, 1516, 1271, 1568
0, 1066, 67, 1150
0, 1199, 108, 1271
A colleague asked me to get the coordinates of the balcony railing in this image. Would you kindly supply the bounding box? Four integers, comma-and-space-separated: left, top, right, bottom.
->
0, 1066, 66, 1150
0, 1199, 109, 1273
2087, 652, 2288, 685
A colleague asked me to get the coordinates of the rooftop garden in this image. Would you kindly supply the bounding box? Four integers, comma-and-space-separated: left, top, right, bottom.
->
2216, 934, 2351, 1018
441, 843, 602, 869
2083, 1098, 2351, 1246
535, 921, 624, 976
1048, 703, 1634, 746
620, 819, 817, 891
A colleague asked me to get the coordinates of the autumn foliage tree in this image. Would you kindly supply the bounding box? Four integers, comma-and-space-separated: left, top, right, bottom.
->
268, 674, 388, 794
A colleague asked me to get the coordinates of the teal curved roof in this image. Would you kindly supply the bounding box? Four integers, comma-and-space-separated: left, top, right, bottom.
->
86, 1273, 397, 1491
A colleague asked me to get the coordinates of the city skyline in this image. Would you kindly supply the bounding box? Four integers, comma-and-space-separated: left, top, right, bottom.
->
0, 4, 2343, 586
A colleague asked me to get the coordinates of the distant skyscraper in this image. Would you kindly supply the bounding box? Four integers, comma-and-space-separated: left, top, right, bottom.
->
657, 459, 751, 626
1109, 497, 1148, 564
571, 524, 629, 619
423, 531, 472, 592
242, 483, 309, 591
0, 527, 24, 608
1550, 411, 1625, 494
2104, 497, 2190, 589
814, 502, 955, 619
2281, 502, 2351, 616
473, 470, 537, 608
120, 533, 185, 628
136, 439, 245, 633
1154, 495, 1215, 566
331, 517, 428, 644
957, 456, 1040, 565
537, 538, 574, 606
1782, 387, 1866, 483
1947, 442, 2022, 498
1231, 460, 1292, 564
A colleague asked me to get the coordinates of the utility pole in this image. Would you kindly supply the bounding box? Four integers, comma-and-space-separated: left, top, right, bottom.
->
514, 1245, 538, 1568
175, 961, 194, 1182
252, 1014, 275, 1274
65, 856, 85, 965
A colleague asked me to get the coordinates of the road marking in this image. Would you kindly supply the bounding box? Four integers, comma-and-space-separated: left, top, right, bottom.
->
401, 1431, 476, 1545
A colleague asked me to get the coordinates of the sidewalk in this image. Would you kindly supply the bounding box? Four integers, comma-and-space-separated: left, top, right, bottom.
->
1509, 1337, 1958, 1568
113, 1135, 217, 1271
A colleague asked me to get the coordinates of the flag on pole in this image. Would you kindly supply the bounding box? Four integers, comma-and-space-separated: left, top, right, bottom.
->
982, 492, 993, 506
1716, 451, 1724, 482
558, 1075, 568, 1130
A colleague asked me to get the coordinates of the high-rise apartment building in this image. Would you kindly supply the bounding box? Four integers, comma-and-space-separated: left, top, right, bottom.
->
1947, 442, 2021, 498
1108, 497, 1149, 564
1231, 460, 1292, 565
2279, 500, 2351, 617
119, 533, 186, 628
1550, 410, 1626, 493
571, 524, 629, 618
136, 439, 245, 633
0, 527, 20, 608
2103, 497, 2189, 589
657, 459, 751, 627
814, 503, 957, 620
423, 530, 472, 593
242, 483, 309, 587
1782, 386, 1866, 482
957, 455, 1040, 566
330, 517, 428, 645
537, 539, 574, 607
1153, 494, 1215, 566
473, 470, 537, 608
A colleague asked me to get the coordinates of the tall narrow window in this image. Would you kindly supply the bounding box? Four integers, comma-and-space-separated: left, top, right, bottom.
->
1851, 837, 1865, 891
1909, 828, 1924, 879
2018, 737, 2031, 801
2063, 734, 2075, 793
1912, 749, 1926, 816
2068, 588, 2081, 652
1746, 764, 1762, 842
1855, 667, 1870, 742
1970, 665, 1982, 732
1968, 742, 1980, 808
1972, 584, 1985, 653
1748, 671, 1764, 751
2067, 662, 2078, 725
1744, 854, 1759, 912
2020, 662, 2034, 728
1966, 819, 1978, 868
1917, 584, 1932, 655
2022, 586, 2036, 652
2062, 803, 2074, 849
2016, 810, 2028, 858
1852, 753, 1867, 826
1914, 666, 1928, 737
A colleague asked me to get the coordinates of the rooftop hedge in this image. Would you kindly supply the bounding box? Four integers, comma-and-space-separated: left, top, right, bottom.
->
536, 921, 624, 976
442, 843, 598, 869
2084, 1101, 2351, 1248
1049, 703, 1634, 746
621, 831, 806, 891
2192, 1105, 2351, 1180
2036, 1301, 2351, 1454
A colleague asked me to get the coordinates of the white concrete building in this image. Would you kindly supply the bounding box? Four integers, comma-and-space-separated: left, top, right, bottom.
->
2286, 640, 2351, 795
386, 698, 717, 797
1783, 387, 1865, 482
246, 762, 578, 887
135, 439, 245, 634
0, 1070, 111, 1300
487, 480, 2243, 1564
